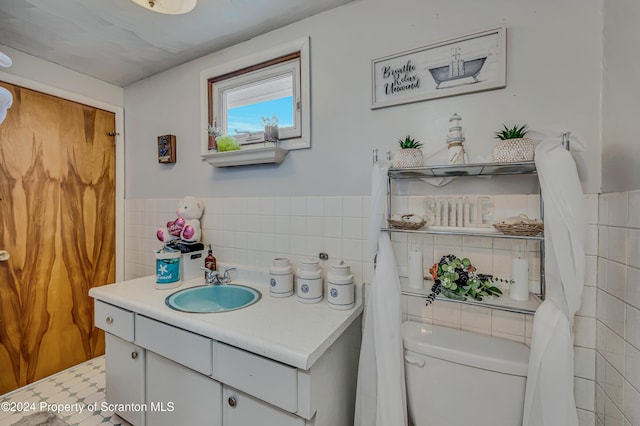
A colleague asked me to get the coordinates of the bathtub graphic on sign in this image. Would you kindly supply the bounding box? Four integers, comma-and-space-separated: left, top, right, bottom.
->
427, 47, 488, 89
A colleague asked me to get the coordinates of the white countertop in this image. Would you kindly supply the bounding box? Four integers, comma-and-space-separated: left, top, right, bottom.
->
89, 269, 363, 371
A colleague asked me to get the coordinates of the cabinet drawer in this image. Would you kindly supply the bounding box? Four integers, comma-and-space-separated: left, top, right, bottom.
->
135, 315, 213, 375
213, 342, 298, 413
95, 300, 134, 342
223, 385, 304, 426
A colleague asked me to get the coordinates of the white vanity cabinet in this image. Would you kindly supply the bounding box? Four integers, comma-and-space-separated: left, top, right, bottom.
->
223, 385, 304, 426
146, 351, 223, 426
97, 299, 145, 426
93, 293, 362, 426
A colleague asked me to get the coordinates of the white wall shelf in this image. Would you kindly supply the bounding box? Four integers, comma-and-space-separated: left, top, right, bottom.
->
400, 279, 541, 315
201, 146, 288, 167
387, 160, 537, 179
382, 226, 543, 240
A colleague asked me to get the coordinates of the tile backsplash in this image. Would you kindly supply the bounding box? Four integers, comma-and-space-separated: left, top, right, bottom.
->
124, 196, 373, 284
124, 192, 601, 426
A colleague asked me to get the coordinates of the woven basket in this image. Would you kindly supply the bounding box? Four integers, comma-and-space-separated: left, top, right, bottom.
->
492, 138, 535, 163
387, 214, 426, 230
493, 215, 544, 236
393, 149, 423, 168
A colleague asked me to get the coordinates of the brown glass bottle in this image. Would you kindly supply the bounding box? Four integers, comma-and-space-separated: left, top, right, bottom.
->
204, 245, 216, 278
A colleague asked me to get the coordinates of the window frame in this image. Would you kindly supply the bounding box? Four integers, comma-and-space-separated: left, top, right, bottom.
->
200, 37, 310, 154
211, 55, 301, 145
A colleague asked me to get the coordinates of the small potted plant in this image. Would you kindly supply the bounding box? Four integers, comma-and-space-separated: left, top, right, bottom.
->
492, 124, 535, 162
207, 124, 223, 151
394, 135, 424, 168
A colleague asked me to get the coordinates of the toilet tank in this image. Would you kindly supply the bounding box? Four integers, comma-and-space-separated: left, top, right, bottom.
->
403, 321, 530, 426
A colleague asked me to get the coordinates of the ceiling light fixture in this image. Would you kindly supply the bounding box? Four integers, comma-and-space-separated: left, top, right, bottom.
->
130, 0, 196, 15
0, 50, 13, 124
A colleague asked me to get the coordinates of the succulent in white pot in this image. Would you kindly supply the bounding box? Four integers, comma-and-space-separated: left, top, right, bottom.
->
394, 135, 424, 168
492, 124, 535, 163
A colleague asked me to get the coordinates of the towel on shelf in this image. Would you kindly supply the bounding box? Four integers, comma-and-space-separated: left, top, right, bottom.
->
418, 145, 492, 186
522, 138, 586, 426
355, 158, 407, 426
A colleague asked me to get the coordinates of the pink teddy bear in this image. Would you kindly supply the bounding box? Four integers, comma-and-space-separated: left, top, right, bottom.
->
156, 196, 204, 243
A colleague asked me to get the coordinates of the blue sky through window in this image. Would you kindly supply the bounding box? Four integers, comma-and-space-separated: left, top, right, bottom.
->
227, 96, 293, 135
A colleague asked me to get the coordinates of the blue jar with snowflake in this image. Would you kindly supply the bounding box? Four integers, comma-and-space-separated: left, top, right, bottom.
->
154, 249, 182, 290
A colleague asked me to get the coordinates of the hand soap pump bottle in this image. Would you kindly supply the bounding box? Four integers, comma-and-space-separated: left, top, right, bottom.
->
204, 245, 216, 279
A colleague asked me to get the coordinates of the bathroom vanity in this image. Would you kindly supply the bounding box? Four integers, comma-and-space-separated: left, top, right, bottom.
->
89, 270, 363, 426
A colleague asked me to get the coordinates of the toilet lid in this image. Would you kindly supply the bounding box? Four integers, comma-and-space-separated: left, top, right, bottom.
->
402, 321, 530, 376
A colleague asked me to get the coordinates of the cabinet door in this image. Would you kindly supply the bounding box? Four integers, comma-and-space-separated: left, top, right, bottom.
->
223, 385, 304, 426
105, 333, 145, 426
146, 351, 222, 426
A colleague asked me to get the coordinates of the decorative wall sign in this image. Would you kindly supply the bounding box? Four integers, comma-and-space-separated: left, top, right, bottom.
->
158, 134, 176, 163
371, 26, 506, 109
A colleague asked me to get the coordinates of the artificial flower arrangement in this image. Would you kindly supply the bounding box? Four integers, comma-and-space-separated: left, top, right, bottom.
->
424, 254, 510, 306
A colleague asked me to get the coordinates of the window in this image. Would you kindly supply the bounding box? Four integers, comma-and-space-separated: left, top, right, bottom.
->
202, 38, 310, 152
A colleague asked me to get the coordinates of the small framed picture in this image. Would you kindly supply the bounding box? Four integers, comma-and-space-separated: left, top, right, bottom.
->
158, 134, 176, 163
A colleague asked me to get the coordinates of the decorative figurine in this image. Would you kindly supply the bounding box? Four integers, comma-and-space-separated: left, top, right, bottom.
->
446, 113, 467, 165
157, 196, 204, 243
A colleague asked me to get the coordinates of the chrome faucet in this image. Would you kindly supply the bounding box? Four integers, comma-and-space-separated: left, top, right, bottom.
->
200, 267, 236, 285
217, 267, 236, 283
201, 267, 218, 285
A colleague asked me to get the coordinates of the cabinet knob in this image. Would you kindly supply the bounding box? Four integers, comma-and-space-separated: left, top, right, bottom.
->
227, 397, 236, 407
105, 316, 113, 324
131, 351, 138, 360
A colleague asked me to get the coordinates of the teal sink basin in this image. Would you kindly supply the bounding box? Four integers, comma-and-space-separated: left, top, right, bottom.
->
165, 285, 261, 313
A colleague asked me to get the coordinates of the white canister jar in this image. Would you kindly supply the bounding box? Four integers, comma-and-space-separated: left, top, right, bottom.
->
327, 261, 354, 310
296, 258, 323, 304
269, 258, 294, 297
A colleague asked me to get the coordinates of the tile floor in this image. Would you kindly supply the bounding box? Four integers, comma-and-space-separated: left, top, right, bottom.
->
0, 356, 130, 426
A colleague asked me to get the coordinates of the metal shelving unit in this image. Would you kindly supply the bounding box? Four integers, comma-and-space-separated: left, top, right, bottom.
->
375, 152, 545, 315
387, 160, 538, 179
400, 279, 541, 315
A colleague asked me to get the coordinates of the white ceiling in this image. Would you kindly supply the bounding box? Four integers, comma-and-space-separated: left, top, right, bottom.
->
0, 0, 353, 87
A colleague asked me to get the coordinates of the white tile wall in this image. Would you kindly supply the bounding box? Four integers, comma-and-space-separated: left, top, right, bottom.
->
124, 192, 602, 426
596, 189, 640, 426
125, 196, 373, 283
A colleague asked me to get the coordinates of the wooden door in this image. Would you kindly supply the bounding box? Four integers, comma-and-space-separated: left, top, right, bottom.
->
0, 81, 115, 394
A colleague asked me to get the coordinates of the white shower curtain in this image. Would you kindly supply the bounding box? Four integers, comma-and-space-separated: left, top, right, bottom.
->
354, 159, 407, 426
523, 138, 586, 426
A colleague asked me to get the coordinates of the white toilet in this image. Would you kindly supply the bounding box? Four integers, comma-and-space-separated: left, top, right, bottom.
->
403, 321, 530, 426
